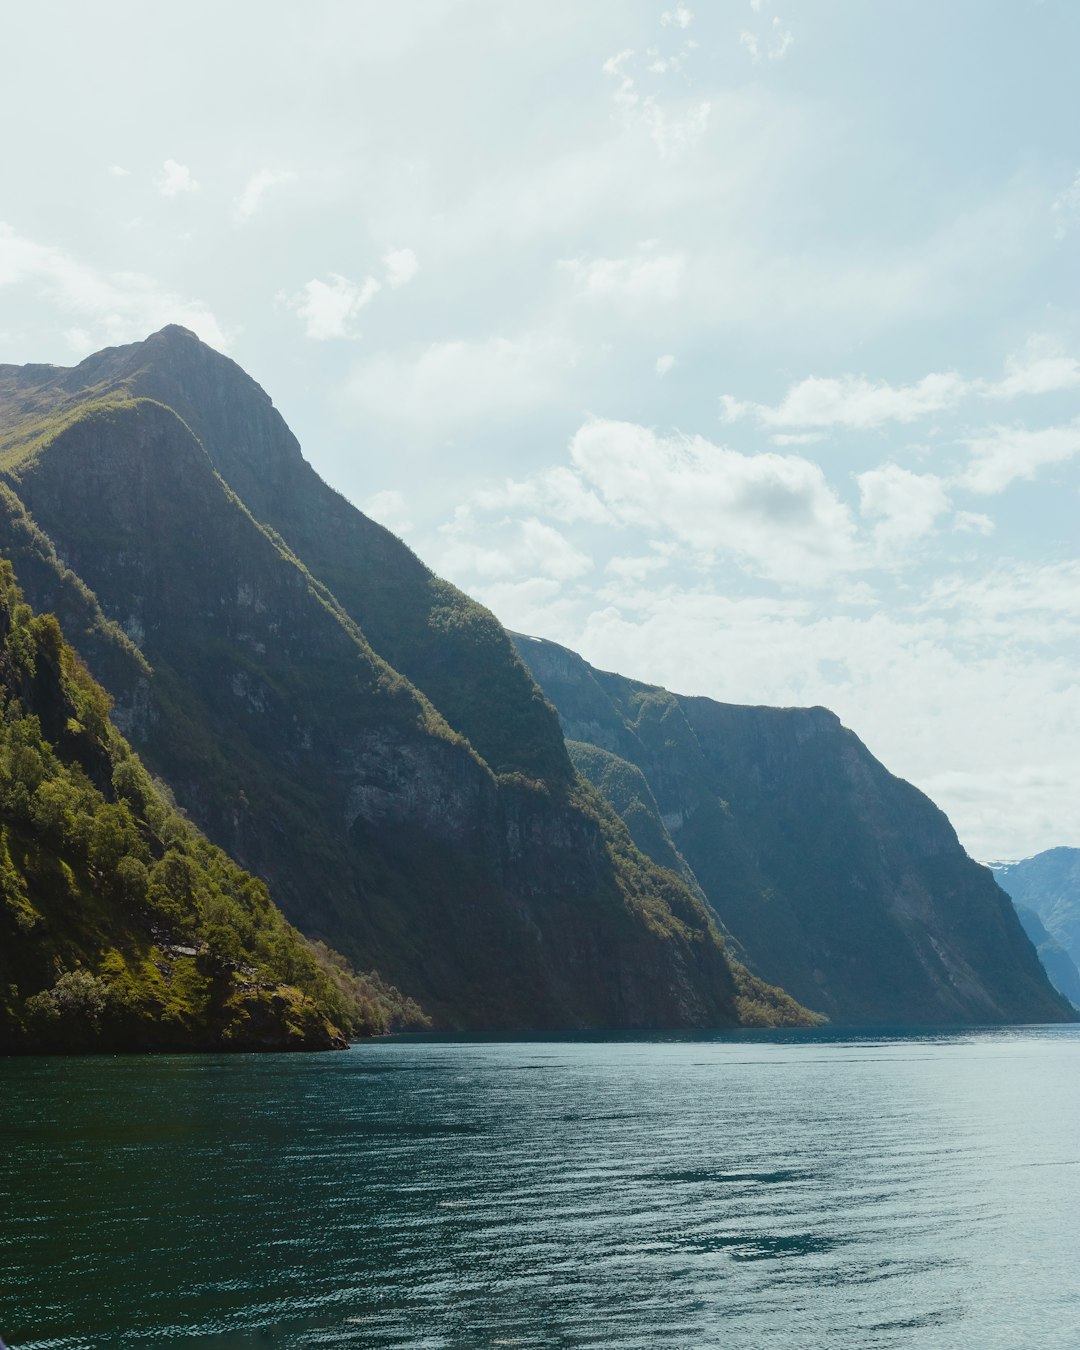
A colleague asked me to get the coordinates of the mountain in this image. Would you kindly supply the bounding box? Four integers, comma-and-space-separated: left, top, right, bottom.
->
0, 327, 811, 1031
1011, 904, 1080, 1009
512, 633, 1073, 1026
0, 562, 355, 1052
992, 849, 1080, 970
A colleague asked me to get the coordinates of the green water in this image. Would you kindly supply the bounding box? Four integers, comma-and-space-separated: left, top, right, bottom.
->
3, 1026, 1080, 1348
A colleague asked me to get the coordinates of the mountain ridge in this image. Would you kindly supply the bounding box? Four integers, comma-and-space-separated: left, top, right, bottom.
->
0, 328, 811, 1032
512, 631, 1072, 1026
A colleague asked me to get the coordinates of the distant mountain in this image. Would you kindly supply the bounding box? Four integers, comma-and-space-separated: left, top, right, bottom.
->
513, 633, 1073, 1026
0, 327, 809, 1031
1011, 904, 1080, 1009
0, 563, 352, 1052
992, 849, 1080, 970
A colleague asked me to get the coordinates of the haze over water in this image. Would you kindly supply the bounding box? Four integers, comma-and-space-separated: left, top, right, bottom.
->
4, 1027, 1079, 1348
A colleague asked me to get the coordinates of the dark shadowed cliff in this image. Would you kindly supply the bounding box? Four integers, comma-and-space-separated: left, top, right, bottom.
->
513, 633, 1073, 1026
993, 849, 1080, 980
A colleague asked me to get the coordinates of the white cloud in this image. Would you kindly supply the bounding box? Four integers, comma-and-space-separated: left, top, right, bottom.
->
361, 489, 413, 537
740, 14, 793, 62
345, 326, 582, 431
472, 465, 613, 526
559, 250, 684, 305
568, 418, 857, 583
722, 341, 1080, 431
382, 247, 419, 288
440, 515, 592, 584
156, 159, 200, 197
656, 353, 676, 377
108, 165, 131, 178
956, 419, 1080, 495
63, 327, 94, 355
601, 46, 711, 157
953, 510, 995, 536
990, 339, 1080, 399
0, 221, 227, 350
661, 6, 694, 29
233, 168, 296, 222
924, 561, 1080, 634
857, 464, 949, 549
292, 272, 381, 340
1052, 169, 1080, 240
722, 370, 967, 429
601, 48, 638, 113
606, 553, 672, 581
641, 96, 711, 158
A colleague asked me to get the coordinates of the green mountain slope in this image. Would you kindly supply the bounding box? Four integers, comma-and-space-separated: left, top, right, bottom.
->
993, 849, 1080, 969
0, 330, 810, 1031
0, 563, 355, 1053
513, 633, 1073, 1026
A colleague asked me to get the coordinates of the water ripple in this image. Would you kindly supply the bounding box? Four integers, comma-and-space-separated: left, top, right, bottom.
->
3, 1027, 1080, 1348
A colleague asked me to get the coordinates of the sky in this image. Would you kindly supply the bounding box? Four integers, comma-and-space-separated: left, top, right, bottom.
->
1, 0, 1078, 860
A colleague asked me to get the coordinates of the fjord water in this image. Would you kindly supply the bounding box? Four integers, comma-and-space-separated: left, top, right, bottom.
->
4, 1029, 1079, 1349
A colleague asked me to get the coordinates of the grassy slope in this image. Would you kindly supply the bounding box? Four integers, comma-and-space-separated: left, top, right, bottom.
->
0, 563, 356, 1052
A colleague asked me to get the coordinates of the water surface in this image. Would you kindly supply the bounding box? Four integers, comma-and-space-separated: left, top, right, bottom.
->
3, 1026, 1080, 1348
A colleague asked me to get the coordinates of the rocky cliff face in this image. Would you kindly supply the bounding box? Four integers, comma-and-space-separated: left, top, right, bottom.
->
0, 330, 808, 1031
514, 633, 1073, 1026
993, 849, 1080, 971
1011, 903, 1080, 1009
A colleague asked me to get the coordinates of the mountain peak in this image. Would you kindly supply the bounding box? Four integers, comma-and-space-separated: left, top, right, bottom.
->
148, 323, 202, 344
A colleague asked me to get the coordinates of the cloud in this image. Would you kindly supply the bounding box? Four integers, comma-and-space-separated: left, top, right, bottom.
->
361, 489, 413, 537
602, 48, 638, 113
606, 553, 672, 580
921, 561, 1080, 648
567, 418, 857, 583
953, 510, 995, 536
656, 353, 676, 377
156, 159, 200, 197
440, 515, 592, 584
722, 371, 967, 429
291, 272, 381, 340
1052, 169, 1080, 240
107, 165, 131, 178
233, 168, 296, 222
989, 339, 1080, 399
661, 6, 694, 28
956, 419, 1080, 495
857, 464, 949, 549
601, 46, 711, 157
471, 465, 613, 526
382, 247, 419, 288
345, 328, 577, 430
740, 14, 793, 63
0, 221, 227, 350
721, 341, 1080, 430
559, 250, 685, 306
